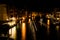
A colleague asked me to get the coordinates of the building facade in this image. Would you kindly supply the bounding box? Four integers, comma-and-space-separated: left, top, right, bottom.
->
0, 4, 8, 21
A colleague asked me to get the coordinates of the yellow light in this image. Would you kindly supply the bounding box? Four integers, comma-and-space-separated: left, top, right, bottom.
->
21, 23, 26, 40
6, 19, 9, 21
57, 18, 60, 20
22, 17, 25, 22
28, 18, 31, 23
47, 19, 50, 34
46, 15, 49, 18
29, 16, 31, 18
22, 17, 25, 20
47, 19, 50, 26
32, 12, 36, 17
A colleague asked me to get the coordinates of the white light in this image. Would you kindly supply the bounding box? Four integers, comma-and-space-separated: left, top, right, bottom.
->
9, 17, 16, 21
57, 18, 60, 20
7, 17, 16, 26
11, 17, 16, 21
22, 17, 25, 20
8, 21, 16, 26
9, 26, 16, 39
22, 17, 25, 22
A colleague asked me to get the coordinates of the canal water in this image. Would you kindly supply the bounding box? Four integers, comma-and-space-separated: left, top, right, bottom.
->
9, 18, 60, 40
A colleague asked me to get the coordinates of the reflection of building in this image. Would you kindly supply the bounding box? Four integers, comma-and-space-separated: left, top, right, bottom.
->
0, 4, 8, 21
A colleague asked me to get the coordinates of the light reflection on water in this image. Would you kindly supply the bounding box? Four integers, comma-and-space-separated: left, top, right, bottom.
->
47, 19, 50, 26
47, 19, 50, 34
28, 18, 36, 40
47, 25, 50, 35
21, 22, 26, 40
46, 19, 60, 34
9, 19, 60, 40
9, 26, 16, 40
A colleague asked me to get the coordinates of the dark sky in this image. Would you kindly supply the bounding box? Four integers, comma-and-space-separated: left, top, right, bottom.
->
0, 0, 60, 12
0, 0, 60, 7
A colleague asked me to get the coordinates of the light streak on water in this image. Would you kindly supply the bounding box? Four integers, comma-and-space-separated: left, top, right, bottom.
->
47, 19, 50, 26
47, 19, 50, 34
28, 19, 31, 23
28, 18, 36, 40
33, 21, 37, 31
9, 26, 16, 40
21, 23, 26, 40
47, 25, 50, 35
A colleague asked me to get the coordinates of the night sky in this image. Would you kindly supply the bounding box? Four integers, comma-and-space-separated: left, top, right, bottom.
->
0, 0, 60, 12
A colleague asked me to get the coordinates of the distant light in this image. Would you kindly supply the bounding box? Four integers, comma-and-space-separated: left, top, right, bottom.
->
8, 21, 16, 26
1, 34, 5, 37
57, 18, 60, 20
46, 14, 49, 18
11, 17, 16, 21
28, 18, 31, 23
47, 19, 50, 26
39, 14, 42, 17
22, 17, 25, 20
20, 21, 22, 23
53, 22, 56, 24
6, 19, 9, 21
22, 17, 26, 22
32, 12, 36, 17
46, 14, 51, 18
8, 17, 16, 21
56, 12, 60, 13
29, 16, 31, 18
56, 25, 59, 31
47, 26, 50, 34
